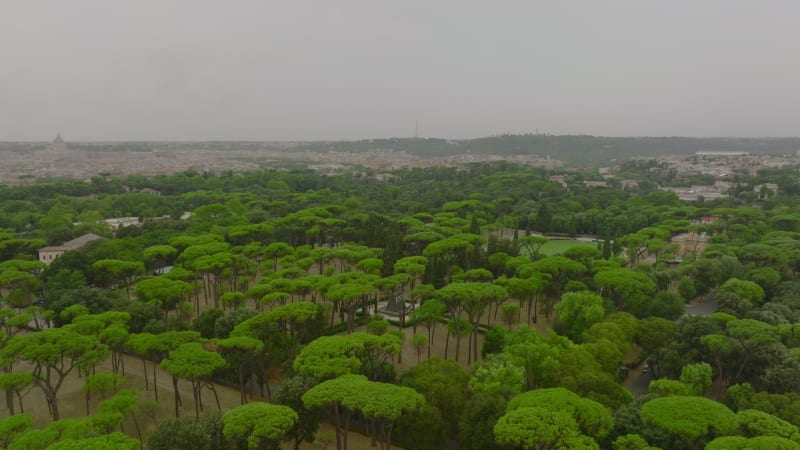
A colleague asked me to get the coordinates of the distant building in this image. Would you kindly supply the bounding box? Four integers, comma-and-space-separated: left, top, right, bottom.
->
38, 233, 102, 265
583, 180, 608, 188
100, 217, 140, 231
35, 134, 86, 161
548, 175, 568, 188
754, 183, 779, 199
138, 188, 162, 196
695, 151, 749, 157
671, 231, 708, 257
661, 186, 728, 202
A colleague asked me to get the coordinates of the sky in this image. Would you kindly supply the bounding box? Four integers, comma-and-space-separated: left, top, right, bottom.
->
2, 1, 799, 141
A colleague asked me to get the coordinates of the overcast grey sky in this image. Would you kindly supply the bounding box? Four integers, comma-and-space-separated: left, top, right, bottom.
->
2, 1, 799, 141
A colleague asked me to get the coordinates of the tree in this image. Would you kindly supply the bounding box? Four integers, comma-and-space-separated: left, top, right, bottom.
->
222, 402, 298, 450
266, 301, 326, 358
216, 336, 263, 405
274, 375, 324, 450
99, 323, 130, 375
726, 319, 782, 384
518, 235, 549, 261
338, 379, 425, 449
3, 328, 108, 419
494, 407, 597, 450
132, 277, 194, 325
410, 299, 445, 358
705, 436, 800, 450
593, 268, 656, 316
293, 335, 363, 380
126, 332, 168, 400
0, 372, 33, 414
530, 256, 586, 317
717, 278, 766, 317
506, 387, 614, 441
555, 291, 606, 342
143, 244, 178, 274
411, 334, 427, 364
326, 281, 374, 333
91, 259, 145, 298
393, 256, 428, 326
612, 434, 660, 450
502, 303, 520, 330
46, 432, 139, 450
302, 374, 423, 450
401, 357, 470, 438
469, 354, 525, 397
161, 342, 227, 419
148, 417, 213, 450
680, 363, 713, 397
0, 308, 33, 415
736, 408, 800, 441
83, 372, 125, 415
459, 391, 507, 450
640, 396, 739, 448
636, 317, 676, 353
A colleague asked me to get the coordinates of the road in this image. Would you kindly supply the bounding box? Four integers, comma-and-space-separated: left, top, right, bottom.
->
625, 291, 718, 397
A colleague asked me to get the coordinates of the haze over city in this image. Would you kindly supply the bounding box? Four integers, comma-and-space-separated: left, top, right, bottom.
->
3, 1, 800, 141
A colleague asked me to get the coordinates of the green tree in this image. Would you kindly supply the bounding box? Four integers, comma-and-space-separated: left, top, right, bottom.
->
148, 416, 213, 450
494, 406, 597, 450
555, 291, 606, 342
0, 372, 34, 414
274, 375, 324, 450
459, 391, 507, 450
409, 299, 445, 358
161, 342, 227, 419
83, 372, 125, 415
593, 268, 657, 317
506, 387, 614, 441
3, 328, 109, 419
91, 259, 145, 298
409, 334, 426, 364
222, 402, 298, 450
705, 436, 800, 450
401, 357, 470, 438
640, 396, 738, 448
216, 336, 263, 405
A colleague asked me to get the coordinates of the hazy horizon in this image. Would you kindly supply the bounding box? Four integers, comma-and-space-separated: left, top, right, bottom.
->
3, 1, 799, 141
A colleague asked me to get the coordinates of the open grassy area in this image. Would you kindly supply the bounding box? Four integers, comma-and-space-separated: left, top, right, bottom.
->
539, 238, 598, 256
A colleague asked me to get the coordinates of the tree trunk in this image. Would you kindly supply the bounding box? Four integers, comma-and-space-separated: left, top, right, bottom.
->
238, 367, 247, 404
48, 390, 60, 420
444, 330, 450, 360
5, 365, 14, 415
142, 359, 149, 391
16, 390, 24, 413
334, 405, 342, 450
172, 376, 180, 418
473, 327, 479, 363
153, 359, 159, 401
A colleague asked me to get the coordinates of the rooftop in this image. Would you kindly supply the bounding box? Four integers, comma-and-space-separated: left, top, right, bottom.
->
39, 233, 102, 252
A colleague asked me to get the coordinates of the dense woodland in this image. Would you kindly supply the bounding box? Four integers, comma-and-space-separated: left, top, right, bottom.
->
2, 162, 800, 449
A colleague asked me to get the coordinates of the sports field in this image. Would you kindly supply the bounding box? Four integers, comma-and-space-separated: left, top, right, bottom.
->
538, 238, 598, 256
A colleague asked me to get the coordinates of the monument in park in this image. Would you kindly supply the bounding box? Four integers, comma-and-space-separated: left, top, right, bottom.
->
377, 287, 411, 317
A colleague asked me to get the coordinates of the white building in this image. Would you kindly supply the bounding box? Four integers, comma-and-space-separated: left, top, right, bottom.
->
38, 233, 102, 265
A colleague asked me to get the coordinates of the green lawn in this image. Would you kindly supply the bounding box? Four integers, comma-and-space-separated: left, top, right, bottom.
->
538, 239, 598, 256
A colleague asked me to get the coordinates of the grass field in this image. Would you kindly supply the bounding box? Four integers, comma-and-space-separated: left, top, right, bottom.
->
538, 239, 598, 256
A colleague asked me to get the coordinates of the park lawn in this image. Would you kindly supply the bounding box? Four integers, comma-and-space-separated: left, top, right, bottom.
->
539, 239, 598, 256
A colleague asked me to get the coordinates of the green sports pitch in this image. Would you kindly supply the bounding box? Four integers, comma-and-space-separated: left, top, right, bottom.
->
538, 239, 598, 256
